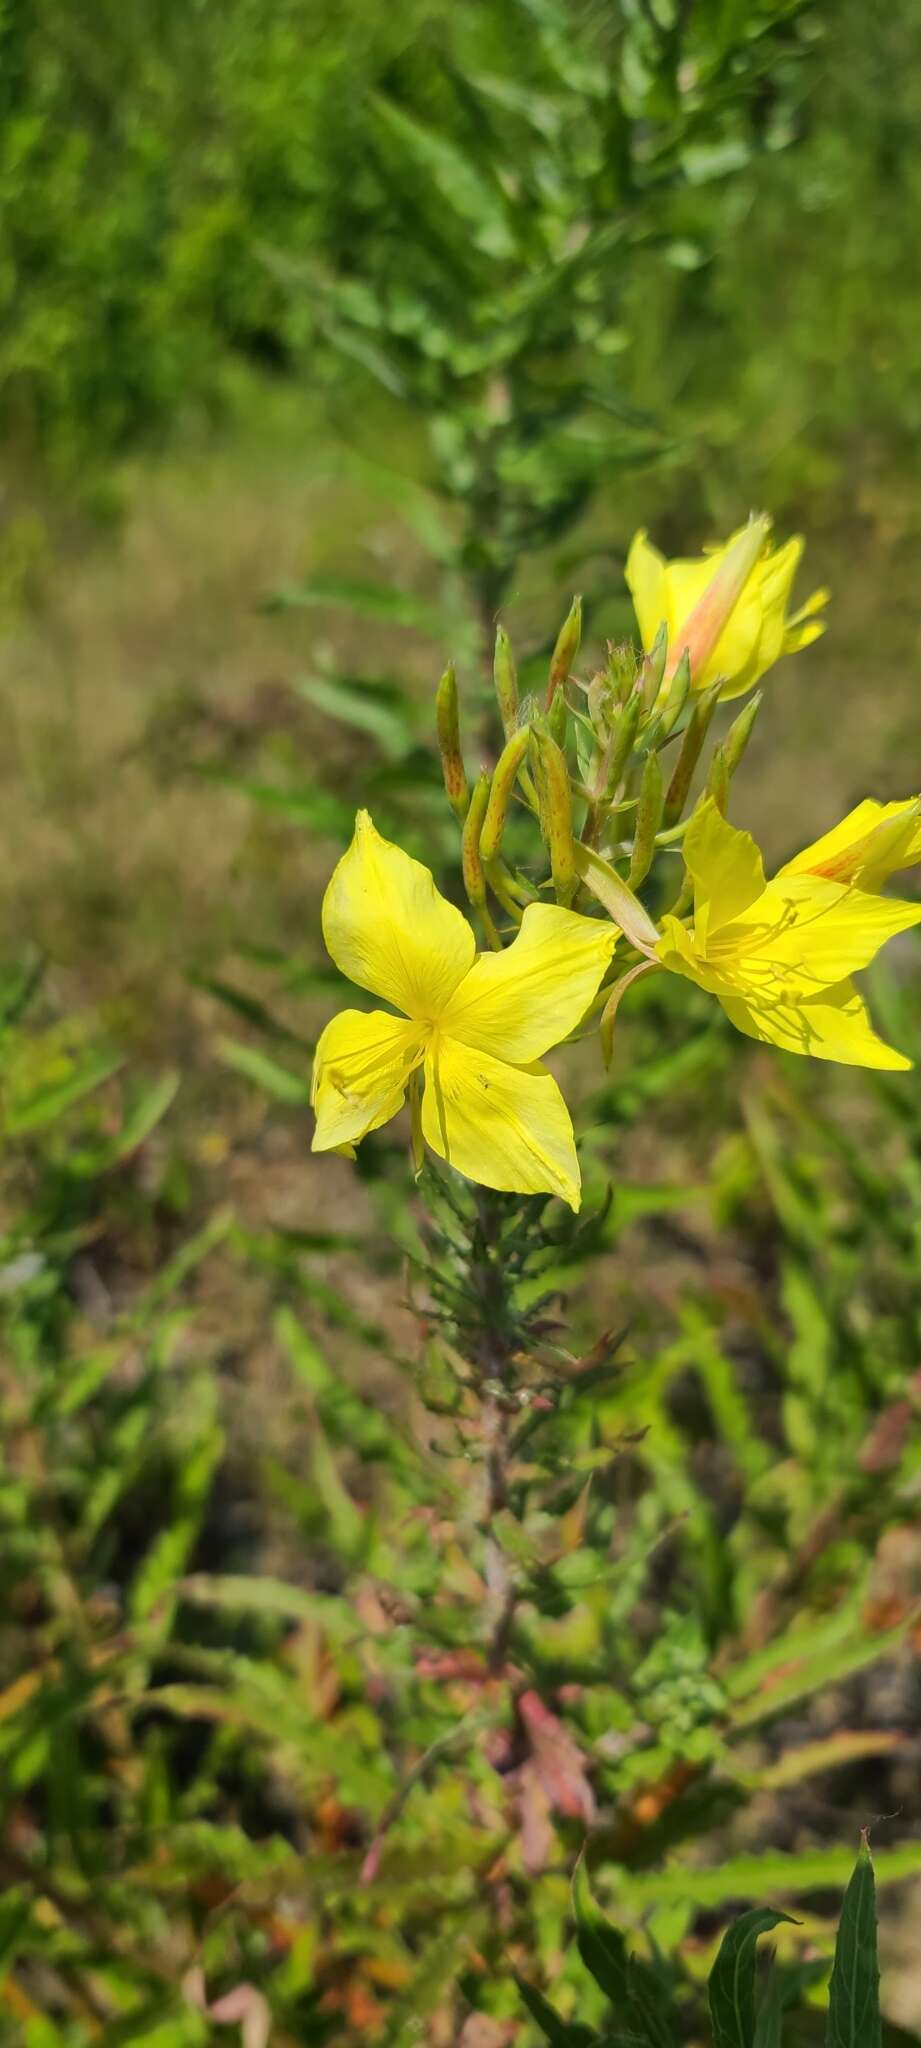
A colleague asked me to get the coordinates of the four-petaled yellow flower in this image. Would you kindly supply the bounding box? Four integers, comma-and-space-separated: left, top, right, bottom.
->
311, 812, 617, 1208
626, 517, 828, 701
657, 799, 921, 1069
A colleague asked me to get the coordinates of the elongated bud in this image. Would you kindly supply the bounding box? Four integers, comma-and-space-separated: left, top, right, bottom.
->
628, 751, 664, 887
723, 688, 763, 776
494, 625, 519, 738
548, 680, 568, 750
666, 513, 771, 683
480, 726, 531, 863
705, 743, 730, 815
601, 692, 641, 799
532, 729, 576, 906
436, 663, 468, 822
462, 772, 500, 949
587, 671, 609, 738
606, 641, 636, 708
638, 621, 668, 715
546, 595, 581, 711
664, 680, 721, 825
656, 648, 691, 738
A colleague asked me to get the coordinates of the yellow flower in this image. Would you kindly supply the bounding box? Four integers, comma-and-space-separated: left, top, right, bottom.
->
778, 796, 921, 891
626, 517, 828, 701
311, 812, 617, 1208
656, 798, 921, 1069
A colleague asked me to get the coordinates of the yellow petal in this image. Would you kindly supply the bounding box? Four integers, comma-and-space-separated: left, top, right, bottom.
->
439, 902, 617, 1064
311, 1008, 425, 1152
726, 874, 921, 987
625, 530, 670, 653
656, 913, 724, 994
668, 544, 762, 693
422, 1035, 581, 1209
682, 798, 766, 947
779, 798, 921, 888
322, 811, 475, 1021
720, 978, 912, 1071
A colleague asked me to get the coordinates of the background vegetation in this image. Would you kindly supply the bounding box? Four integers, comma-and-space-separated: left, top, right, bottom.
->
1, 0, 921, 2040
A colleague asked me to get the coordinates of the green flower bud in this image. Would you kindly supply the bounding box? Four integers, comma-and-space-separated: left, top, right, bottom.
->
664, 679, 721, 826
479, 726, 531, 863
722, 688, 763, 777
462, 772, 500, 949
546, 595, 581, 711
587, 671, 610, 740
435, 663, 468, 822
602, 692, 642, 799
656, 648, 691, 738
494, 625, 519, 738
705, 743, 731, 815
548, 679, 568, 750
532, 728, 576, 906
628, 750, 665, 887
638, 621, 668, 715
606, 641, 636, 707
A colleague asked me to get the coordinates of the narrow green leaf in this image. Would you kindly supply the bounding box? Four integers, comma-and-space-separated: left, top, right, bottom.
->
827, 1838, 881, 2048
192, 974, 310, 1048
3, 1046, 125, 1134
216, 1037, 312, 1104
514, 1977, 596, 2047
178, 1572, 357, 1642
730, 1611, 914, 1729
294, 673, 419, 759
372, 95, 517, 256
709, 1909, 795, 2048
754, 1962, 828, 2048
72, 1069, 180, 1171
573, 1854, 629, 2002
601, 1842, 921, 1913
261, 574, 442, 634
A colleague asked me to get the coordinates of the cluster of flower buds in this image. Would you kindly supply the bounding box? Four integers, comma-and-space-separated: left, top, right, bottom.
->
435, 577, 763, 963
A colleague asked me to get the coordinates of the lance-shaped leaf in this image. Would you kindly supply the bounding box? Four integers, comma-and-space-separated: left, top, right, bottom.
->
827, 1837, 881, 2048
709, 1907, 796, 2048
572, 1860, 675, 2047
514, 1977, 596, 2048
573, 1854, 629, 2003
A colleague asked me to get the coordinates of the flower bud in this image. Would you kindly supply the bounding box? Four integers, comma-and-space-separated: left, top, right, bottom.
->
638, 621, 668, 715
628, 751, 664, 887
587, 672, 609, 739
546, 596, 581, 711
494, 625, 519, 738
656, 648, 691, 738
532, 728, 576, 906
664, 680, 721, 825
462, 772, 500, 949
435, 663, 468, 822
548, 679, 568, 750
602, 692, 641, 800
626, 515, 827, 701
666, 515, 770, 684
705, 743, 730, 815
722, 688, 763, 776
479, 726, 531, 863
606, 641, 636, 707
